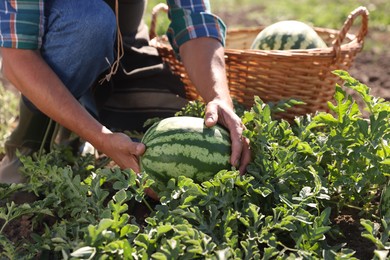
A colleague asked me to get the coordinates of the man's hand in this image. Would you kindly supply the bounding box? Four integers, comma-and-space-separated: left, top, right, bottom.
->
204, 100, 251, 174
179, 38, 251, 174
98, 130, 159, 201
99, 131, 145, 172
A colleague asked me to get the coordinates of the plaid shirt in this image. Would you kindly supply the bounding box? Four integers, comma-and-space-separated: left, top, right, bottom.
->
166, 0, 226, 55
0, 0, 226, 52
0, 0, 44, 49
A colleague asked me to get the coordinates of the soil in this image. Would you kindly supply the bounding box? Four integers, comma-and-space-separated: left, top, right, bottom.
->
329, 207, 377, 259
348, 49, 390, 107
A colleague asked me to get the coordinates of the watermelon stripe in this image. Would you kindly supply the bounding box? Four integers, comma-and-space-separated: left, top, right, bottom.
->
141, 159, 179, 182
145, 130, 231, 148
141, 122, 159, 144
274, 35, 284, 49
141, 157, 198, 180
145, 143, 230, 165
141, 154, 229, 180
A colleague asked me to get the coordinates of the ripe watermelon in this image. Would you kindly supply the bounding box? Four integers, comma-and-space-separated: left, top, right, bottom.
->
251, 20, 327, 50
140, 116, 231, 191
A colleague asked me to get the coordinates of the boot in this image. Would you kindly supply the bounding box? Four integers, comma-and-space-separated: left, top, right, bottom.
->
0, 98, 56, 184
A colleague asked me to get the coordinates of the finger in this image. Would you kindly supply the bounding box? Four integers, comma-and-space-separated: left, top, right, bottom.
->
128, 155, 141, 173
144, 187, 160, 201
204, 102, 219, 127
238, 137, 251, 175
228, 121, 244, 167
130, 142, 146, 156
121, 144, 145, 172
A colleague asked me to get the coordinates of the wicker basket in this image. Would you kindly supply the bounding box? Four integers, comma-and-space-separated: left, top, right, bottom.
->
149, 4, 369, 120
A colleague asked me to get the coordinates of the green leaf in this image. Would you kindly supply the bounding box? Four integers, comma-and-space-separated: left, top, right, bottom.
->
361, 219, 384, 249
71, 246, 97, 259
313, 113, 338, 124
0, 202, 53, 233
120, 224, 140, 238
97, 219, 114, 234
374, 250, 389, 260
157, 225, 173, 236
114, 189, 128, 204
152, 252, 168, 260
381, 159, 390, 165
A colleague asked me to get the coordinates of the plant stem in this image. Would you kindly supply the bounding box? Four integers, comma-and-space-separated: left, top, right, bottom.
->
0, 203, 14, 234
142, 197, 154, 213
38, 119, 54, 158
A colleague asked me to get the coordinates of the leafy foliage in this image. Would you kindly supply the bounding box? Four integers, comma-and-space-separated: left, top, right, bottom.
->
0, 71, 389, 259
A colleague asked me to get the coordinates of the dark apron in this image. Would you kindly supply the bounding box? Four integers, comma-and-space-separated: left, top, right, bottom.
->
94, 0, 188, 132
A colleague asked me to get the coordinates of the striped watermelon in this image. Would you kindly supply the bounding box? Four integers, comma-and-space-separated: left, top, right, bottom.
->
140, 116, 231, 191
251, 20, 327, 50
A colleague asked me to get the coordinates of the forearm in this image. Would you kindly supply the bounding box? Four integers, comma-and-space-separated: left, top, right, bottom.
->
179, 37, 233, 108
1, 48, 110, 151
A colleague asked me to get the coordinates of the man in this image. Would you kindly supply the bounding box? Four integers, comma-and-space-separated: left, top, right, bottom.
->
0, 0, 250, 192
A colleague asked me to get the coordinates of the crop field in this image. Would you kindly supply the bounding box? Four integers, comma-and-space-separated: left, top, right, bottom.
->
147, 0, 389, 51
0, 1, 390, 259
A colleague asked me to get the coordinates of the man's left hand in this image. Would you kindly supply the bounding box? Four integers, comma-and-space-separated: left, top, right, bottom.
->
204, 99, 251, 174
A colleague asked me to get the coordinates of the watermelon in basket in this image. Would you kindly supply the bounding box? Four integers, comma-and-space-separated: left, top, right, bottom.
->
149, 5, 369, 121
250, 20, 328, 50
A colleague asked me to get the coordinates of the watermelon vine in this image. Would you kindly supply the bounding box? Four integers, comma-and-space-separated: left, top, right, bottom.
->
0, 70, 389, 259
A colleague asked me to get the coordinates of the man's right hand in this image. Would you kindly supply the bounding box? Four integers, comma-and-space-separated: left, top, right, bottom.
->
97, 130, 159, 200
98, 130, 145, 172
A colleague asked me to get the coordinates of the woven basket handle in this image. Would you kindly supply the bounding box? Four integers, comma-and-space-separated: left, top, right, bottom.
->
149, 3, 169, 39
332, 6, 369, 61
